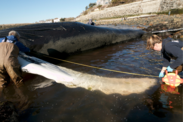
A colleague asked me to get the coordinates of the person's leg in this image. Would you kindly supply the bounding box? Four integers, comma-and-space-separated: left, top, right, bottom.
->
0, 69, 10, 88
4, 43, 23, 87
0, 43, 10, 88
5, 57, 23, 87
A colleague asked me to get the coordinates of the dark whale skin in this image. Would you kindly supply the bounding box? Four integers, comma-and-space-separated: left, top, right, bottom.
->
0, 22, 144, 58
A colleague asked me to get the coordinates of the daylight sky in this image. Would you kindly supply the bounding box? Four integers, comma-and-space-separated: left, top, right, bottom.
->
0, 0, 96, 24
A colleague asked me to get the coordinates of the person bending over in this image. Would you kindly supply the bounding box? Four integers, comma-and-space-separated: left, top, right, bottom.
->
0, 30, 30, 88
146, 35, 183, 78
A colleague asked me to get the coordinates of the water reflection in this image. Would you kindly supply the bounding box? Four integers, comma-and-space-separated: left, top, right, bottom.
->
16, 81, 181, 122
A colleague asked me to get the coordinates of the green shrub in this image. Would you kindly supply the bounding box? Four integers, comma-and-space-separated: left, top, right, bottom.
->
111, 0, 136, 6
60, 18, 65, 22
170, 8, 183, 14
89, 3, 96, 8
85, 6, 88, 10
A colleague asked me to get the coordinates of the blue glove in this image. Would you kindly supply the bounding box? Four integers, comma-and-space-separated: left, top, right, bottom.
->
159, 72, 164, 78
167, 66, 174, 72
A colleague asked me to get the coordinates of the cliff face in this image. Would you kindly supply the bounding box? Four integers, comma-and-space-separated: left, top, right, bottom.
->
159, 0, 183, 11
76, 0, 183, 21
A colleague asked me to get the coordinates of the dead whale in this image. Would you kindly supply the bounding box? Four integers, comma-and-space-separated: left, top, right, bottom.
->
0, 22, 144, 59
0, 22, 154, 95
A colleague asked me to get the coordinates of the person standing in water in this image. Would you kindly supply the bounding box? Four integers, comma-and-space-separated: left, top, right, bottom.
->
0, 30, 30, 88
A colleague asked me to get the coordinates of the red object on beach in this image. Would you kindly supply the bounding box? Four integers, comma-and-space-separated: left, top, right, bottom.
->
162, 70, 183, 88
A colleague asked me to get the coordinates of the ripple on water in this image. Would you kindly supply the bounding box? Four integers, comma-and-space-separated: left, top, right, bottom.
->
60, 39, 162, 78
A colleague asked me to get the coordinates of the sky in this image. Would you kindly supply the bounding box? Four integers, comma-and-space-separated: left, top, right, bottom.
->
0, 0, 97, 24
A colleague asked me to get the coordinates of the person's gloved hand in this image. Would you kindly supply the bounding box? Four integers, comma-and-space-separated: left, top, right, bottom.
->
159, 72, 164, 78
167, 66, 174, 72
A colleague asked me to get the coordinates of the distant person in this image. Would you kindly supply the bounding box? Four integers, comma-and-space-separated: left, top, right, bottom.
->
146, 35, 183, 78
0, 31, 30, 88
168, 11, 171, 16
87, 19, 95, 25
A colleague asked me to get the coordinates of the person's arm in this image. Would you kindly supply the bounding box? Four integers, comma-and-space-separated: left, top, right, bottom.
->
160, 67, 167, 73
15, 42, 37, 56
158, 51, 170, 77
15, 41, 30, 53
162, 51, 170, 68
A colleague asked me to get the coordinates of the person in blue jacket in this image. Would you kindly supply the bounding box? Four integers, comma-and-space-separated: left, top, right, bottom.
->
0, 30, 30, 88
146, 34, 183, 78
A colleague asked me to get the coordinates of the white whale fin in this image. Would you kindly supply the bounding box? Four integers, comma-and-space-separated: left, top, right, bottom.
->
18, 52, 75, 85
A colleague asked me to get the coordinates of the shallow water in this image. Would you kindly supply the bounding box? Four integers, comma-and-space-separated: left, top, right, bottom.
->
0, 37, 182, 122
60, 39, 162, 78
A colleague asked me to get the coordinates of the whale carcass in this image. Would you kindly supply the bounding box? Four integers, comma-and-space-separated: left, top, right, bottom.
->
0, 22, 150, 94
0, 22, 144, 57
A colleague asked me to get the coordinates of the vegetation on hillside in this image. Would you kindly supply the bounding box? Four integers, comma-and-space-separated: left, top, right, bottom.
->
82, 3, 97, 15
97, 5, 103, 10
60, 18, 65, 22
89, 3, 96, 8
157, 8, 183, 15
60, 17, 75, 22
85, 3, 96, 11
109, 0, 140, 7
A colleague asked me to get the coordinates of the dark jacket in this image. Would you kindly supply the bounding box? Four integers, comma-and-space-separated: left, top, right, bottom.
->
87, 19, 95, 25
0, 35, 30, 53
161, 37, 183, 69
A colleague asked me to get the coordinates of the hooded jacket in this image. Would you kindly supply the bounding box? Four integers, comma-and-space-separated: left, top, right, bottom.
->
0, 35, 30, 53
161, 37, 183, 69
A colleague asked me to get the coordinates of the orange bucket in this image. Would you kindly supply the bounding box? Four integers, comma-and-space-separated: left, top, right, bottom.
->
162, 70, 183, 88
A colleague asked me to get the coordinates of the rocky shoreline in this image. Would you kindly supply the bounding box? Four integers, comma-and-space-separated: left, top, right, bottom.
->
94, 14, 183, 40
95, 14, 182, 29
